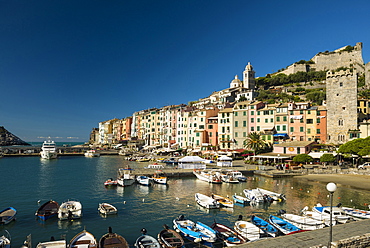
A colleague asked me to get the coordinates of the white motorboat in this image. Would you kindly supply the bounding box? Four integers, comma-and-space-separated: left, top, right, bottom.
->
234, 220, 263, 241
193, 169, 222, 184
84, 150, 100, 157
243, 189, 269, 203
0, 231, 11, 248
216, 155, 233, 167
117, 168, 135, 187
136, 176, 151, 186
98, 203, 117, 215
219, 171, 239, 183
36, 239, 67, 248
69, 229, 97, 248
280, 211, 326, 230
341, 206, 370, 219
195, 193, 220, 209
58, 200, 82, 220
226, 170, 247, 181
312, 203, 351, 224
256, 188, 286, 201
40, 140, 58, 159
301, 206, 332, 226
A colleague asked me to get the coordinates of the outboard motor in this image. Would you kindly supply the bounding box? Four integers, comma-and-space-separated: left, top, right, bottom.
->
177, 215, 185, 221
336, 203, 342, 208
237, 215, 243, 221
108, 227, 113, 234
140, 228, 147, 235
277, 209, 286, 215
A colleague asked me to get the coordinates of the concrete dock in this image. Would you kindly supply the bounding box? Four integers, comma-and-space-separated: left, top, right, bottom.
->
241, 218, 370, 247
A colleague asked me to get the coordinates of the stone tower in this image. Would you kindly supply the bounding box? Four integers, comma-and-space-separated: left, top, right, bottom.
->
326, 69, 358, 144
243, 62, 256, 89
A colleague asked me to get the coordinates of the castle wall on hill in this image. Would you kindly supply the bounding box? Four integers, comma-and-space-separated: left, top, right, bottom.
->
281, 64, 309, 75
310, 42, 364, 73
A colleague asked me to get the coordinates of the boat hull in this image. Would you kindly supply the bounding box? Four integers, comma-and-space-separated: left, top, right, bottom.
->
58, 201, 82, 220
35, 200, 59, 221
0, 207, 17, 225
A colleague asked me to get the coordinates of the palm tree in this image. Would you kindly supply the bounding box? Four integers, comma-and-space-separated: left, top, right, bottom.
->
243, 132, 266, 157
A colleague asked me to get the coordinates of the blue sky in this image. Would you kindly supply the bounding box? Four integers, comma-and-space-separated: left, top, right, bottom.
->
1, 0, 370, 142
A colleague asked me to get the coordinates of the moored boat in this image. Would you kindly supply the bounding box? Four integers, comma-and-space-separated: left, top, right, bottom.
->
40, 139, 58, 159
211, 194, 234, 208
279, 210, 326, 230
98, 203, 117, 215
232, 194, 250, 205
157, 224, 185, 248
58, 200, 82, 220
193, 170, 222, 184
341, 206, 370, 219
136, 176, 151, 186
35, 200, 59, 221
312, 203, 351, 224
84, 150, 100, 157
99, 227, 129, 248
0, 230, 11, 248
134, 228, 161, 248
0, 207, 16, 225
104, 178, 118, 187
211, 222, 246, 246
36, 238, 67, 248
69, 229, 97, 248
173, 215, 218, 244
151, 171, 168, 185
243, 189, 266, 203
256, 188, 286, 201
251, 215, 280, 237
233, 218, 263, 241
195, 193, 220, 209
226, 170, 247, 182
268, 215, 304, 235
117, 168, 135, 187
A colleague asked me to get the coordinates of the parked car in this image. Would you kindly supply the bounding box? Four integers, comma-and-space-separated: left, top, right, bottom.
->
358, 162, 370, 169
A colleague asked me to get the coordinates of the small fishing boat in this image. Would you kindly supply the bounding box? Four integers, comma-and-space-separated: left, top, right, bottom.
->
256, 188, 286, 201
268, 215, 304, 235
69, 229, 97, 248
136, 176, 151, 186
0, 207, 16, 225
117, 168, 135, 187
218, 172, 239, 184
104, 178, 118, 187
301, 206, 332, 226
193, 170, 222, 184
233, 218, 263, 241
279, 210, 326, 230
151, 171, 167, 185
232, 194, 250, 205
211, 194, 234, 208
341, 206, 370, 219
211, 222, 247, 246
0, 230, 11, 248
157, 224, 185, 248
225, 170, 247, 182
98, 203, 117, 215
99, 227, 129, 248
35, 200, 59, 221
251, 215, 280, 237
84, 150, 100, 157
312, 203, 351, 224
195, 193, 220, 209
134, 228, 161, 248
243, 189, 267, 203
173, 215, 218, 244
36, 238, 67, 248
58, 200, 82, 220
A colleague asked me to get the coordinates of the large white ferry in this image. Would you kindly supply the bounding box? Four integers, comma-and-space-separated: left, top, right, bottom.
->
40, 139, 58, 159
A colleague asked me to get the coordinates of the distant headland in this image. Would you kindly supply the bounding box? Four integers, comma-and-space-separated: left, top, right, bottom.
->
0, 126, 30, 146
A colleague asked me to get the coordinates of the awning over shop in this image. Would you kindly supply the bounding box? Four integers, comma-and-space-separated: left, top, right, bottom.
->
273, 133, 289, 138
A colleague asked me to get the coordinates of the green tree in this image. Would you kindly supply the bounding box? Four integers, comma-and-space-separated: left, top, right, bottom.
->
293, 154, 314, 163
337, 137, 370, 156
320, 154, 336, 164
243, 132, 266, 156
306, 91, 326, 105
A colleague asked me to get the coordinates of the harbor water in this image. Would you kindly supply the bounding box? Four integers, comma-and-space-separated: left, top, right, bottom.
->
1, 155, 370, 247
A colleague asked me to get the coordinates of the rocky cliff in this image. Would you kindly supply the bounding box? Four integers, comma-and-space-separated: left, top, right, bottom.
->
0, 126, 30, 146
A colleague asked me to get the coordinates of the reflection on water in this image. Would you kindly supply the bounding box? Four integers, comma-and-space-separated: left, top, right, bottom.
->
1, 156, 370, 247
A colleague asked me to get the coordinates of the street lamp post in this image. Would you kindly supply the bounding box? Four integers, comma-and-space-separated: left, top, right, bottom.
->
326, 182, 337, 248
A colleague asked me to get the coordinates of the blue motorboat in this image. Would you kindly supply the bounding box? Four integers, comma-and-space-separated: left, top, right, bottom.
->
268, 215, 304, 235
173, 215, 218, 246
251, 215, 280, 237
